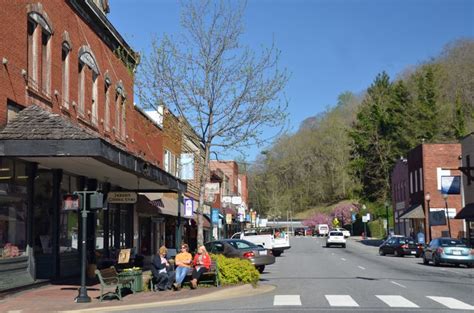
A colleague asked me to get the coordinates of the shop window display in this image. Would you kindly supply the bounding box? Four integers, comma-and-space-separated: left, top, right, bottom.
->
0, 158, 28, 259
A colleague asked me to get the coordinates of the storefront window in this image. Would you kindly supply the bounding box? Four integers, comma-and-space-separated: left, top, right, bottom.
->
0, 158, 28, 259
109, 205, 131, 250
59, 174, 78, 253
34, 171, 53, 255
96, 209, 104, 250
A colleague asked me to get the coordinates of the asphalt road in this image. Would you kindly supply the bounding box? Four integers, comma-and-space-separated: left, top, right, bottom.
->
118, 236, 474, 313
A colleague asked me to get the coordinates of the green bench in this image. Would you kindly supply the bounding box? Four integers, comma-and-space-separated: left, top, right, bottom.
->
95, 266, 135, 301
184, 260, 219, 287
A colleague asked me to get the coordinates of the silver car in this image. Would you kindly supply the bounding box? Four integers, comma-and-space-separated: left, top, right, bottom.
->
204, 239, 275, 273
423, 237, 473, 268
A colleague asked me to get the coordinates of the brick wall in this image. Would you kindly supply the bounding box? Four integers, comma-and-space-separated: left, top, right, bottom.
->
0, 1, 164, 167
422, 144, 463, 239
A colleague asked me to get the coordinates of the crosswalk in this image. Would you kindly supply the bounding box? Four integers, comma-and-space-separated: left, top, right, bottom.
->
273, 294, 474, 310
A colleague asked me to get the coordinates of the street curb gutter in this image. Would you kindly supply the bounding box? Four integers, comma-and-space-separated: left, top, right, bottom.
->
60, 284, 276, 313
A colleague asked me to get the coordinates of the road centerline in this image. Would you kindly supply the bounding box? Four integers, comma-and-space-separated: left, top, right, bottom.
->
390, 281, 407, 288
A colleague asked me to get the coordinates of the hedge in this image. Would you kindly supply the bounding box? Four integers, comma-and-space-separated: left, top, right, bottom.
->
211, 254, 260, 287
367, 219, 385, 238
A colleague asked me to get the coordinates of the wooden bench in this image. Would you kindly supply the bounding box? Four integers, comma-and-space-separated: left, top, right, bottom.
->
95, 266, 135, 301
183, 260, 219, 287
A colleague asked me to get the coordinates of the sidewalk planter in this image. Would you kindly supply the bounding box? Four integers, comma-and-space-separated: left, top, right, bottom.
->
119, 269, 143, 292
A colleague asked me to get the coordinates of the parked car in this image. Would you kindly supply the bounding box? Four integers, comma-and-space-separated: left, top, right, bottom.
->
378, 236, 421, 257
326, 231, 346, 248
204, 239, 276, 273
422, 237, 474, 268
332, 227, 350, 238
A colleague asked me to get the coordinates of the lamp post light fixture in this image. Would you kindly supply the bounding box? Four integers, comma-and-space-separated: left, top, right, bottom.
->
425, 192, 432, 243
442, 193, 452, 238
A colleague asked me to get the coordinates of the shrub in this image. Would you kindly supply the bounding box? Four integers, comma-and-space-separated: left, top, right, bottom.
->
211, 254, 259, 287
368, 219, 385, 238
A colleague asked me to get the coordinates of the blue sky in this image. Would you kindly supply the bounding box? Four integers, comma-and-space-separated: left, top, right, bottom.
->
108, 0, 473, 161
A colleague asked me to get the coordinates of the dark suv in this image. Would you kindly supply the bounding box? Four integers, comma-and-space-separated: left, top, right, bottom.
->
379, 236, 421, 257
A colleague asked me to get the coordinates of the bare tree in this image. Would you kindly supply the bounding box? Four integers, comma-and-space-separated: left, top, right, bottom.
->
137, 0, 289, 245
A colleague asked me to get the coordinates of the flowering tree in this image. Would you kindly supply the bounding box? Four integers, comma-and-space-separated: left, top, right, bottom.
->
303, 213, 331, 228
331, 203, 359, 226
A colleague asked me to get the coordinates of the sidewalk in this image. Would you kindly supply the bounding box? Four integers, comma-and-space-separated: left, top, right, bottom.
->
0, 281, 274, 313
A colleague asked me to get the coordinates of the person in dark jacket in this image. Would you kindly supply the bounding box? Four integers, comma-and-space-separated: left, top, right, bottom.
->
151, 246, 175, 291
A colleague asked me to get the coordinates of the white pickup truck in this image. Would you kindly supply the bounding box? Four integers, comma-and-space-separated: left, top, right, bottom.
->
231, 228, 291, 256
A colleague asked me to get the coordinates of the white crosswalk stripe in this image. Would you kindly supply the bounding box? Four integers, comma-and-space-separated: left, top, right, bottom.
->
273, 295, 302, 306
325, 295, 359, 307
376, 295, 419, 308
427, 296, 474, 310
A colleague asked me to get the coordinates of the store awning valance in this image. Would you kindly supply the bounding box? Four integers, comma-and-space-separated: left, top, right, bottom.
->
455, 203, 474, 219
0, 105, 186, 193
399, 204, 425, 219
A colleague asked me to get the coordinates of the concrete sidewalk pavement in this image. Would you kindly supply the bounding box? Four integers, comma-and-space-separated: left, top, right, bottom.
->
0, 281, 274, 313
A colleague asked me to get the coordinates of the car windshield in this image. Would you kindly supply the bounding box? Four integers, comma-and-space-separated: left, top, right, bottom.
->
330, 232, 343, 236
439, 239, 467, 247
228, 240, 258, 249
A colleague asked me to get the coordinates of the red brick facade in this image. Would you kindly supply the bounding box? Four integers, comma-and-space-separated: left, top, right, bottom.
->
0, 0, 163, 167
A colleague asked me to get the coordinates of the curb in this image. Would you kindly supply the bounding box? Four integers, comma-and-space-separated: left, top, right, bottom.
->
60, 284, 276, 313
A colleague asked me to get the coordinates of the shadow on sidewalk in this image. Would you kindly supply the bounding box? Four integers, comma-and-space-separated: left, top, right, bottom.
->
357, 238, 384, 247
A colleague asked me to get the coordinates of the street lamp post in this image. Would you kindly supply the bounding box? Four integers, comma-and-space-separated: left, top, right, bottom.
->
425, 192, 432, 243
443, 193, 452, 238
385, 201, 390, 237
362, 204, 367, 239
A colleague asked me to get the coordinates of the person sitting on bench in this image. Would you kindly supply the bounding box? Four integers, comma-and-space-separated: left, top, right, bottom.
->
151, 246, 175, 291
172, 243, 193, 290
190, 245, 211, 289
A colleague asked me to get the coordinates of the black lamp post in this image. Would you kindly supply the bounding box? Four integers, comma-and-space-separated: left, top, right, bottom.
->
443, 193, 452, 238
425, 192, 432, 243
384, 201, 390, 237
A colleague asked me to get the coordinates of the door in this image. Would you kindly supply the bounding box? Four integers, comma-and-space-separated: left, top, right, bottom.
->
139, 217, 151, 256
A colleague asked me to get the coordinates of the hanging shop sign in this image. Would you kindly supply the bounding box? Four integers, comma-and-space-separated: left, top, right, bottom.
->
184, 198, 194, 217
107, 191, 137, 204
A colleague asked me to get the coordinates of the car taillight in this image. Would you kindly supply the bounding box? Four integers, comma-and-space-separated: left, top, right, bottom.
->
401, 244, 408, 249
243, 251, 255, 258
436, 247, 444, 254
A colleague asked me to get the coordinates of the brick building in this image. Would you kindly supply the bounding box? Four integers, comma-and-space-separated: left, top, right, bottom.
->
458, 134, 474, 247
395, 143, 463, 243
0, 1, 185, 291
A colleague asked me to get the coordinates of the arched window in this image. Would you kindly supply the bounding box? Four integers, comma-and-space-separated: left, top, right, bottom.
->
115, 81, 126, 140
78, 46, 100, 118
104, 72, 111, 132
27, 4, 53, 95
61, 33, 72, 108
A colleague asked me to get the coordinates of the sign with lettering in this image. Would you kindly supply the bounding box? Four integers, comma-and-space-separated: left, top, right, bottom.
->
107, 192, 137, 204
184, 198, 194, 217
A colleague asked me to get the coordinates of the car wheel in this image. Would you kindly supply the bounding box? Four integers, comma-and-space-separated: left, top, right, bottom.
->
272, 250, 282, 257
256, 265, 265, 273
455, 263, 460, 267
423, 255, 429, 265
326, 244, 330, 248
394, 249, 401, 257
468, 263, 473, 268
342, 244, 346, 248
379, 249, 385, 256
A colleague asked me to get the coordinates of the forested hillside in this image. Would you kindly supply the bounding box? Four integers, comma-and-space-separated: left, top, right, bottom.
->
248, 39, 474, 219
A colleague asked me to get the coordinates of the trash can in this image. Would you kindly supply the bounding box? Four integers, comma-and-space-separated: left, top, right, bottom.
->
119, 269, 143, 292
